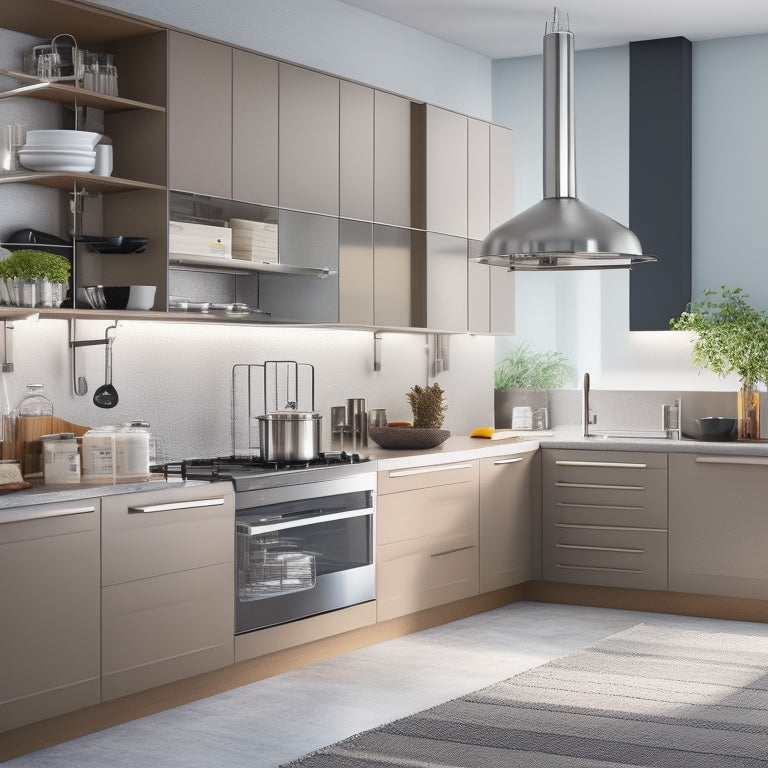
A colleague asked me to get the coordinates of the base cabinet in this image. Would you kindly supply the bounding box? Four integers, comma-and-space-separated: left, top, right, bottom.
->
376, 461, 479, 621
669, 453, 768, 599
0, 500, 100, 733
479, 451, 533, 592
542, 449, 668, 590
101, 485, 235, 700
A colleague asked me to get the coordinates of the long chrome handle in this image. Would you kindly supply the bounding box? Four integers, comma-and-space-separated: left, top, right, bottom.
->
555, 460, 647, 468
555, 481, 644, 491
556, 502, 644, 511
555, 522, 667, 533
237, 506, 372, 535
389, 463, 473, 478
556, 563, 643, 574
556, 543, 644, 554
494, 457, 524, 466
1, 505, 96, 525
695, 456, 768, 466
128, 498, 225, 514
431, 544, 475, 558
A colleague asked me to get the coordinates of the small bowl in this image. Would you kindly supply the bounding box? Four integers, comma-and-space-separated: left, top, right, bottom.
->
100, 285, 156, 311
368, 426, 450, 450
695, 417, 738, 442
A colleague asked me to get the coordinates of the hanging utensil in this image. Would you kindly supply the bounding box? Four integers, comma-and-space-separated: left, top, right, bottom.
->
93, 325, 118, 408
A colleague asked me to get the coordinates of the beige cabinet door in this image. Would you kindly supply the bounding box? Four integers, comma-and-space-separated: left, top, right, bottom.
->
467, 241, 490, 333
233, 49, 278, 205
489, 123, 514, 229
279, 63, 339, 216
339, 219, 374, 326
489, 265, 516, 334
669, 453, 768, 599
479, 452, 533, 592
340, 81, 374, 221
373, 223, 412, 328
468, 118, 491, 240
101, 485, 235, 700
374, 90, 412, 227
0, 500, 100, 733
168, 31, 232, 198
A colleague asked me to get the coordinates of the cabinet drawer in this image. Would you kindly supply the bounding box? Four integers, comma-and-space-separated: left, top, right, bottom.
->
102, 562, 234, 700
102, 486, 234, 585
377, 478, 478, 545
377, 460, 477, 495
543, 525, 667, 590
377, 529, 478, 621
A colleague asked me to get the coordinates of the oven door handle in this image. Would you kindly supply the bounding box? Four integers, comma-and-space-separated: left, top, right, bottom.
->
237, 506, 372, 535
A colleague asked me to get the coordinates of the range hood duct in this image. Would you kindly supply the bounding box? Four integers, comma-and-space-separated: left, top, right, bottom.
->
479, 9, 656, 271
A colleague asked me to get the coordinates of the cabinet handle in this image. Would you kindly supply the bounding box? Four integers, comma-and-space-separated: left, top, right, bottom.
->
1, 505, 97, 524
556, 563, 643, 574
555, 460, 647, 468
556, 543, 644, 554
556, 502, 644, 511
694, 456, 768, 467
128, 498, 226, 514
555, 522, 667, 533
430, 544, 475, 558
555, 481, 644, 491
388, 463, 473, 478
493, 457, 524, 466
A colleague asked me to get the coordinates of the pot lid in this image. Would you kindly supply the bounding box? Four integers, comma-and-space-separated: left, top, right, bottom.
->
259, 410, 322, 420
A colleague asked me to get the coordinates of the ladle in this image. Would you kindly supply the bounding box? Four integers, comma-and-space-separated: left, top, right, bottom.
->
93, 325, 118, 408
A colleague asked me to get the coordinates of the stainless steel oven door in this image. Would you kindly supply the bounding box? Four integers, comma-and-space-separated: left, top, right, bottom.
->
235, 473, 375, 633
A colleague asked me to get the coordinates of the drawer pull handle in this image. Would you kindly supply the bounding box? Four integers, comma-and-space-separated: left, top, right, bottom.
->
556, 501, 644, 511
694, 456, 768, 467
555, 522, 667, 533
555, 460, 648, 468
556, 563, 643, 574
431, 544, 475, 558
556, 543, 644, 554
1, 505, 97, 524
555, 481, 644, 491
493, 457, 524, 466
128, 498, 226, 514
389, 463, 473, 478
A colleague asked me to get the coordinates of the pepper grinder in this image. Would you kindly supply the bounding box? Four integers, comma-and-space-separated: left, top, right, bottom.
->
345, 398, 367, 449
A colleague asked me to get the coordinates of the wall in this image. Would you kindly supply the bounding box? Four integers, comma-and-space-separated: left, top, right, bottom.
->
491, 37, 768, 394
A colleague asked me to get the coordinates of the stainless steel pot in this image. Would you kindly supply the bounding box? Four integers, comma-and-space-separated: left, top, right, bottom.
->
257, 410, 322, 462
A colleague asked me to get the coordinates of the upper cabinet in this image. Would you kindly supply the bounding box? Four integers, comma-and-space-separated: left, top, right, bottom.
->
339, 81, 374, 221
168, 32, 232, 198
374, 90, 412, 228
278, 63, 339, 216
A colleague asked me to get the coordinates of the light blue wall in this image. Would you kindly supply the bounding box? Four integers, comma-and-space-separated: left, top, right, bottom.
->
93, 0, 493, 118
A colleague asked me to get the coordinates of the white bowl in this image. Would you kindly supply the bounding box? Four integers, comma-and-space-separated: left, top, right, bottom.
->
19, 150, 96, 172
24, 130, 101, 149
126, 285, 156, 311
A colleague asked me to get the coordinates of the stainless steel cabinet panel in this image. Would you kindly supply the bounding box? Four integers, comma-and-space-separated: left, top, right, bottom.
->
489, 123, 514, 229
373, 224, 411, 327
468, 118, 491, 240
168, 31, 232, 198
339, 219, 374, 326
479, 452, 533, 592
0, 500, 100, 733
340, 81, 374, 221
233, 49, 278, 205
374, 90, 412, 227
279, 63, 339, 216
669, 453, 768, 599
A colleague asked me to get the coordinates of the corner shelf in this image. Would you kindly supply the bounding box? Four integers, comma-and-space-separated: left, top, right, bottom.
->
0, 172, 165, 194
169, 253, 335, 277
0, 69, 165, 113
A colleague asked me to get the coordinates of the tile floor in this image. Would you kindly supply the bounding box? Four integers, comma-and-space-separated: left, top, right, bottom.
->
7, 601, 768, 767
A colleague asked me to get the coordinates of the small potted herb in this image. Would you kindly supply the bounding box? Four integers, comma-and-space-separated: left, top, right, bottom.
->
0, 249, 71, 307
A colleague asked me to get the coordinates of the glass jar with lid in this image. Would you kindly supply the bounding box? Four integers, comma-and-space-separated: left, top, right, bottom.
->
17, 384, 53, 416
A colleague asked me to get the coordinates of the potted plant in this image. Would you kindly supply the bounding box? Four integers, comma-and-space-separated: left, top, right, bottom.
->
670, 286, 768, 440
0, 249, 71, 308
494, 343, 571, 429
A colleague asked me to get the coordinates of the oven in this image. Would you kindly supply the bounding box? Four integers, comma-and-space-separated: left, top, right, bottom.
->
163, 454, 376, 635
234, 468, 375, 633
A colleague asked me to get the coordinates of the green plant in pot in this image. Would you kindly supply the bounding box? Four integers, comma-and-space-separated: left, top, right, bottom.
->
0, 249, 71, 308
670, 286, 768, 440
494, 343, 571, 430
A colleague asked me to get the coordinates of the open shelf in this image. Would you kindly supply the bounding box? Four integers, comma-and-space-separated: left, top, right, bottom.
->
0, 70, 165, 112
169, 253, 335, 277
0, 172, 165, 193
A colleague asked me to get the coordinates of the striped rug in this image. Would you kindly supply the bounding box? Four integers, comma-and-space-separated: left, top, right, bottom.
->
282, 623, 768, 767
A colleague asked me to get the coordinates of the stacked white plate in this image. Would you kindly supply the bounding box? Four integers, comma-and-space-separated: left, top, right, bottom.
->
230, 218, 278, 262
19, 129, 101, 172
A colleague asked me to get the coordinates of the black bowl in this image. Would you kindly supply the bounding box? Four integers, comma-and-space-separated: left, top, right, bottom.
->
101, 285, 130, 309
695, 417, 738, 442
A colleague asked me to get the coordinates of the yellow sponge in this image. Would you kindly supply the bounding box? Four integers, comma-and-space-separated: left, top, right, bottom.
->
470, 427, 495, 438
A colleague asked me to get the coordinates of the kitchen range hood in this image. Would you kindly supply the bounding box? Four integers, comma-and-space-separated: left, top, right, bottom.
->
479, 9, 656, 271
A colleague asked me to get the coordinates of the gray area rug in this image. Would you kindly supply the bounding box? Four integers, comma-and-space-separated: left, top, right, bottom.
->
281, 623, 768, 767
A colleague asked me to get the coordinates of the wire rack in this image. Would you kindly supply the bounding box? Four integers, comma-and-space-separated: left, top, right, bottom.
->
231, 361, 315, 455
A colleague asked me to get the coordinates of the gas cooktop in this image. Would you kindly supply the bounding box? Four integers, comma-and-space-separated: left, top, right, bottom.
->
159, 451, 374, 491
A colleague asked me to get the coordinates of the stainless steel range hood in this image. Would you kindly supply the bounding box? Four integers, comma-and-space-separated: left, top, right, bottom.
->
479, 9, 656, 271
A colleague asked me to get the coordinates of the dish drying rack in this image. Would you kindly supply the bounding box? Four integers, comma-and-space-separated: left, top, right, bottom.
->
231, 360, 316, 455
